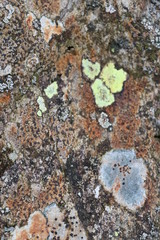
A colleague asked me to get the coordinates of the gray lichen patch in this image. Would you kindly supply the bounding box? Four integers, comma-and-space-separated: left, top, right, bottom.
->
3, 4, 14, 24
98, 112, 112, 129
99, 149, 147, 210
0, 65, 12, 76
0, 64, 13, 92
25, 54, 39, 71
43, 203, 68, 240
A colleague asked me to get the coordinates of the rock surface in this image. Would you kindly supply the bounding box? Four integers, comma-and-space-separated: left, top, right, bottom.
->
0, 0, 160, 239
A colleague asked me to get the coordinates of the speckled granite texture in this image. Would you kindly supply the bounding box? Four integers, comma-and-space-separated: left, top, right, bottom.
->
0, 0, 160, 239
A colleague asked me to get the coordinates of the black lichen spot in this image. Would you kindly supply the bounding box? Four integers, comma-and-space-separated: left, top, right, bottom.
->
65, 152, 83, 188
87, 22, 96, 32
86, 0, 102, 10
97, 138, 111, 156
0, 148, 14, 177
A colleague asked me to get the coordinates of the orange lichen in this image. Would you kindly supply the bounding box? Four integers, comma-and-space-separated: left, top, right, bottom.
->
13, 228, 29, 240
106, 75, 155, 161
79, 82, 96, 114
135, 144, 149, 159
90, 48, 97, 62
18, 107, 47, 148
28, 211, 48, 239
6, 179, 34, 225
82, 118, 102, 140
78, 81, 103, 140
52, 24, 63, 35
35, 0, 60, 14
39, 174, 65, 208
6, 174, 65, 228
5, 122, 19, 150
112, 115, 141, 148
12, 203, 87, 240
55, 51, 81, 74
106, 77, 146, 149
43, 25, 53, 43
0, 92, 11, 106
12, 211, 48, 240
65, 15, 76, 28
144, 177, 159, 214
26, 13, 35, 29
40, 16, 64, 43
135, 122, 153, 159
114, 181, 121, 193
124, 20, 140, 37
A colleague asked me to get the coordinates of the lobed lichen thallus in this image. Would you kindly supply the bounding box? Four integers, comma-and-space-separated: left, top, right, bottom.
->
99, 149, 147, 210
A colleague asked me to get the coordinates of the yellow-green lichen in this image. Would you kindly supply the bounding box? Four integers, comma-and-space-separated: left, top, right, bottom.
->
82, 58, 100, 80
37, 96, 47, 116
91, 79, 115, 108
115, 231, 119, 237
100, 62, 127, 93
44, 82, 58, 99
37, 110, 42, 117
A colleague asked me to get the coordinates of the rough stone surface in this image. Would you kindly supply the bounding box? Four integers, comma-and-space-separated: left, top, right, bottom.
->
0, 0, 160, 239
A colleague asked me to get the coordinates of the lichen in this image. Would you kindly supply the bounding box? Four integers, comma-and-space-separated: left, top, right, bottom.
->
98, 112, 112, 129
99, 149, 147, 210
115, 231, 119, 237
81, 58, 128, 108
25, 54, 39, 70
105, 3, 116, 14
40, 16, 64, 43
12, 211, 48, 240
44, 81, 58, 99
11, 202, 87, 240
100, 62, 127, 93
0, 64, 13, 92
43, 203, 68, 239
37, 110, 42, 117
3, 4, 14, 24
0, 65, 12, 76
26, 12, 36, 29
37, 96, 47, 116
8, 152, 18, 162
91, 79, 115, 108
82, 58, 100, 80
